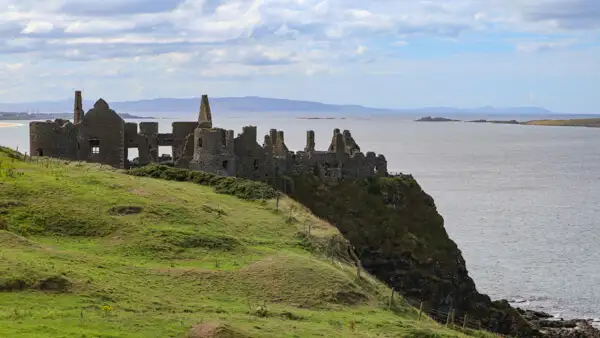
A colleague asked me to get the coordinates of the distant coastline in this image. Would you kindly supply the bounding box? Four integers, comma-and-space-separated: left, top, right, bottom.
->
468, 119, 520, 125
0, 112, 153, 120
296, 117, 347, 120
523, 118, 600, 128
416, 116, 600, 128
0, 123, 21, 128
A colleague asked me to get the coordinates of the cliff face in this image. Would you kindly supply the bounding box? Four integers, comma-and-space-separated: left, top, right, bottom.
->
290, 174, 538, 337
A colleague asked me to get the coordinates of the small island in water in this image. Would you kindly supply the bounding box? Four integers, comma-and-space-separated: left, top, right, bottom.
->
415, 116, 460, 122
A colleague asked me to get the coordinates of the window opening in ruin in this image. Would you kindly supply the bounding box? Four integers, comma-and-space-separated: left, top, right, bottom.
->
36, 148, 43, 156
253, 159, 259, 170
198, 138, 203, 148
89, 138, 100, 155
222, 160, 229, 170
322, 163, 330, 177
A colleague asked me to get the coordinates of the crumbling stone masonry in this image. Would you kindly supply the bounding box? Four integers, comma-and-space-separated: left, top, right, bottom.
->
29, 91, 388, 181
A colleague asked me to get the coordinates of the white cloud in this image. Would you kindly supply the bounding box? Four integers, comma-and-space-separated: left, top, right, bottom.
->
0, 0, 598, 111
356, 45, 367, 55
515, 40, 575, 53
21, 20, 54, 34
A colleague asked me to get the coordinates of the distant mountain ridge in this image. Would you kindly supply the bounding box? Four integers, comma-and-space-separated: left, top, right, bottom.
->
0, 96, 556, 117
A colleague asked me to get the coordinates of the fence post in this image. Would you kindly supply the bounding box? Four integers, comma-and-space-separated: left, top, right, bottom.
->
463, 314, 467, 329
445, 310, 451, 327
451, 309, 455, 326
388, 287, 394, 308
418, 302, 423, 321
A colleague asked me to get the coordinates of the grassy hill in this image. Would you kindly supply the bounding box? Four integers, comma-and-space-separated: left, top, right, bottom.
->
0, 146, 490, 338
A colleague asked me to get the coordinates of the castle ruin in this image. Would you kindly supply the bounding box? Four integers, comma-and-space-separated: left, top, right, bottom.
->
29, 92, 388, 182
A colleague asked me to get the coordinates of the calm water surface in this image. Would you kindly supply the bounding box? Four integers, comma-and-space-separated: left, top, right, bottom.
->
2, 116, 599, 321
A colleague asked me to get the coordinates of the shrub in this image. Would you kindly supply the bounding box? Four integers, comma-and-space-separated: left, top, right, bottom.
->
128, 165, 278, 200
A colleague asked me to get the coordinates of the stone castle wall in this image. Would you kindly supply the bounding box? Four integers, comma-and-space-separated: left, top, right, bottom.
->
29, 91, 388, 183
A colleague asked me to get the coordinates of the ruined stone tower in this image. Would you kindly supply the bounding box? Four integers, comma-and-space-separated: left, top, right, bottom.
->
74, 90, 84, 124
198, 94, 212, 128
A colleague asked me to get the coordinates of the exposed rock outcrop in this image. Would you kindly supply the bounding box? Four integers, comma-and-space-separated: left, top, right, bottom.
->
519, 309, 600, 338
290, 174, 538, 336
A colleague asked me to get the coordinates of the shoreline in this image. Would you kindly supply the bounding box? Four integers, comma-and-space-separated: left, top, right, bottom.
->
0, 123, 22, 128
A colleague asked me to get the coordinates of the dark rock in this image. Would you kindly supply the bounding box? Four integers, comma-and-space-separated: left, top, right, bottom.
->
518, 309, 600, 337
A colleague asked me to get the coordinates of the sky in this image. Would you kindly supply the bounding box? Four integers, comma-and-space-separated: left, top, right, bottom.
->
0, 0, 599, 113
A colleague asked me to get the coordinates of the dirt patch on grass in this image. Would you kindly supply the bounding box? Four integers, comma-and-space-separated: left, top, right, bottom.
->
130, 189, 148, 196
188, 321, 249, 338
109, 206, 143, 215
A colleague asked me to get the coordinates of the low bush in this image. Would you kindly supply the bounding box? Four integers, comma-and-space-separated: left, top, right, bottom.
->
128, 165, 278, 200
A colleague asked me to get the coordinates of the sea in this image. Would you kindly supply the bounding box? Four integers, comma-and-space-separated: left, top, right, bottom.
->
1, 113, 599, 324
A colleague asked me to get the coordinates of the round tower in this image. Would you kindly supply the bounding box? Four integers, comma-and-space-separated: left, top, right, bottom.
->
190, 128, 235, 176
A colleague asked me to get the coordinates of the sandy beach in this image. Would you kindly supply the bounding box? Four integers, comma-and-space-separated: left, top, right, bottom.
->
0, 123, 21, 128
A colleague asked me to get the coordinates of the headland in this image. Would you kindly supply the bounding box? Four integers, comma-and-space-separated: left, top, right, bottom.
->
1, 91, 598, 337
523, 118, 600, 128
415, 116, 600, 128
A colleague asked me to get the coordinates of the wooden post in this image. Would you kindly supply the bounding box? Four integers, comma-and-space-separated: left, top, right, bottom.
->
445, 311, 451, 327
388, 287, 394, 308
276, 194, 280, 211
418, 302, 423, 321
451, 309, 455, 326
463, 314, 467, 329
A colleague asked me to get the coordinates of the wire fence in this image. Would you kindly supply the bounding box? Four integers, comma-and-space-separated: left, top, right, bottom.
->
313, 244, 510, 337
401, 296, 509, 337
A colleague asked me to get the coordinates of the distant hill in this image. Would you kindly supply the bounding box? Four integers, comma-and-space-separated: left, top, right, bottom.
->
0, 96, 556, 117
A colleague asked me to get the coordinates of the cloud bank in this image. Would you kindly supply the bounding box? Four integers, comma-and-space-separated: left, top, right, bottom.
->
0, 0, 598, 112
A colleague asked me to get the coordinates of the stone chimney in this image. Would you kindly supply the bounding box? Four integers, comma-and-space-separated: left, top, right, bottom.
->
74, 90, 84, 124
198, 94, 213, 128
305, 130, 315, 152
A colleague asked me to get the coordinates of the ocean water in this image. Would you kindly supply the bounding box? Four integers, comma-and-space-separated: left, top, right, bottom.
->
2, 115, 599, 322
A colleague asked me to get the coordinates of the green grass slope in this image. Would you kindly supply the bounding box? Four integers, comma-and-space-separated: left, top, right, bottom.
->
0, 147, 490, 338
